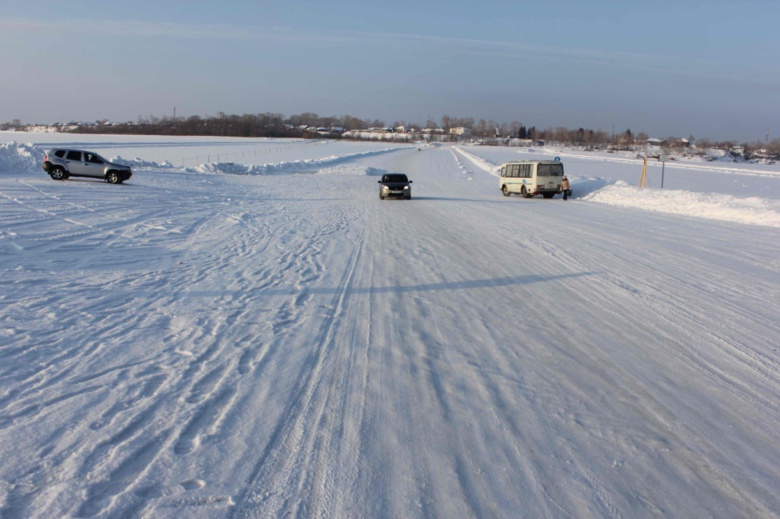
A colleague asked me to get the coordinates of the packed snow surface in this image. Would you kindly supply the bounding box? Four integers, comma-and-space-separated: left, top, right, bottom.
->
1, 133, 779, 518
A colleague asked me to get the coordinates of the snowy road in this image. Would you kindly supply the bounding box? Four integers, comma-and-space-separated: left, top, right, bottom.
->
1, 140, 779, 518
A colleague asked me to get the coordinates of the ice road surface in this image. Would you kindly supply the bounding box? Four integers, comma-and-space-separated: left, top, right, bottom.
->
1, 133, 779, 518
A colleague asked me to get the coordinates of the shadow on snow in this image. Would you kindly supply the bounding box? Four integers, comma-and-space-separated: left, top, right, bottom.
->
183, 272, 597, 298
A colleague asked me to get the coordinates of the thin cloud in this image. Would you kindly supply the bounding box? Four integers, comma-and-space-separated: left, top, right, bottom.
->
0, 17, 354, 43
350, 30, 779, 85
2, 17, 776, 85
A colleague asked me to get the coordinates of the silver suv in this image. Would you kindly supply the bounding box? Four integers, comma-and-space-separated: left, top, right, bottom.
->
43, 149, 132, 184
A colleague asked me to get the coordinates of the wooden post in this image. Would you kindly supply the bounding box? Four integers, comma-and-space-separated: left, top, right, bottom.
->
639, 156, 648, 188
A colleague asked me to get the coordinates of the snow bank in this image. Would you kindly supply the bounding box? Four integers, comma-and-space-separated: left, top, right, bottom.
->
341, 131, 414, 142
0, 142, 44, 174
318, 165, 386, 176
564, 176, 616, 197
193, 146, 411, 175
527, 148, 780, 178
452, 146, 499, 175
110, 156, 175, 169
583, 181, 780, 227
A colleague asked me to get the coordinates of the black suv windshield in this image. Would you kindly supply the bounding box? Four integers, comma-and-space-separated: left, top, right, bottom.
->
384, 174, 408, 183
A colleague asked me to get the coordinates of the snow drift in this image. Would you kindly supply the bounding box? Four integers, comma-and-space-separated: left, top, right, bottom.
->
193, 146, 411, 175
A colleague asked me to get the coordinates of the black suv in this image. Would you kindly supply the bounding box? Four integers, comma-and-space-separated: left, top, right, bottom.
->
43, 149, 132, 184
378, 174, 413, 200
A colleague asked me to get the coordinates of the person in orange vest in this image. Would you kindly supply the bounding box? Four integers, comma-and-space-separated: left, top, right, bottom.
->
561, 176, 571, 201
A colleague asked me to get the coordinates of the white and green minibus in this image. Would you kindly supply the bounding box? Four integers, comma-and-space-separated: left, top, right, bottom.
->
499, 160, 564, 198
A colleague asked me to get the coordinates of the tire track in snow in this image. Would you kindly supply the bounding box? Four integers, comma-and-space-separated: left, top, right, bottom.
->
516, 220, 780, 417
0, 183, 263, 515
161, 194, 351, 481
229, 228, 365, 518
480, 209, 780, 515
373, 178, 571, 517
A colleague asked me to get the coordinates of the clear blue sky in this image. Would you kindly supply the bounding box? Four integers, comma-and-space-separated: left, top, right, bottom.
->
2, 0, 778, 141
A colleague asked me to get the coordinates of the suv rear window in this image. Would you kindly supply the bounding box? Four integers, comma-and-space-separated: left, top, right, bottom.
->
54, 150, 66, 158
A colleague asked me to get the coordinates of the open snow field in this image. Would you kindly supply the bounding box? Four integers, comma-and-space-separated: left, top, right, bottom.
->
1, 133, 779, 518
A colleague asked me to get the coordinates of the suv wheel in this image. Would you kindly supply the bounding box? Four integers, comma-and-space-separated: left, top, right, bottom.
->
50, 167, 66, 180
106, 171, 121, 184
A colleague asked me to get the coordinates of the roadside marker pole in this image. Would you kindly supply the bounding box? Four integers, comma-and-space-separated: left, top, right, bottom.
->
657, 155, 671, 189
662, 161, 665, 189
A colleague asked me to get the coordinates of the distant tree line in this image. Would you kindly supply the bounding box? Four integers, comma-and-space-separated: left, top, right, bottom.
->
59, 112, 393, 139
3, 112, 778, 155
